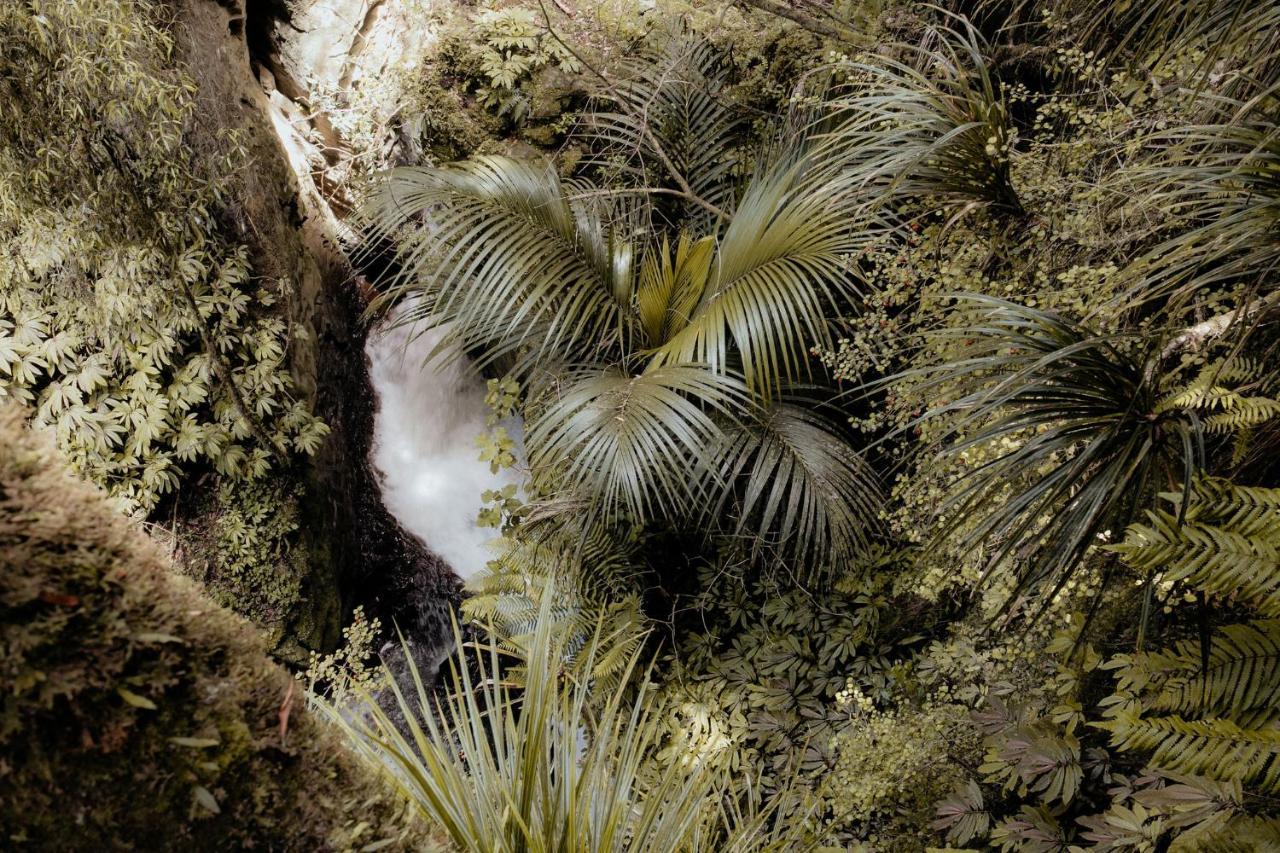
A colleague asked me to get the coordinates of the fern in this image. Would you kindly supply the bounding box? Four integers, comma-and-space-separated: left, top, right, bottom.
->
1112, 621, 1280, 718
1099, 712, 1280, 793
1159, 357, 1280, 463
1170, 813, 1280, 852
462, 515, 647, 691
1112, 478, 1280, 616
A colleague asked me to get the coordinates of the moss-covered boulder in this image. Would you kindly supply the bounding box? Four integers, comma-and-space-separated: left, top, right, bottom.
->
0, 406, 441, 851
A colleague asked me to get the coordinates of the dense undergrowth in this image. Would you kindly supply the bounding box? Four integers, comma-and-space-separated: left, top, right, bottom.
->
6, 0, 1280, 849
352, 1, 1280, 850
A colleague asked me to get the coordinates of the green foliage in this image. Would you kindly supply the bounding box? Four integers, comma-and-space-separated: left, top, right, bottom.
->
303, 607, 387, 704
318, 595, 800, 852
0, 405, 432, 849
364, 34, 881, 573
651, 547, 921, 843
1112, 478, 1280, 616
826, 700, 977, 844
0, 0, 326, 516
449, 6, 582, 127
885, 295, 1204, 615
205, 478, 308, 629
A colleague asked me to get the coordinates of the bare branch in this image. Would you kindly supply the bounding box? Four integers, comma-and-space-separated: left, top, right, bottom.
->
736, 0, 863, 44
1161, 290, 1280, 360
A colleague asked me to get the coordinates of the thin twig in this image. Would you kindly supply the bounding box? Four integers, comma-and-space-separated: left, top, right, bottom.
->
1161, 289, 1280, 361
737, 0, 863, 44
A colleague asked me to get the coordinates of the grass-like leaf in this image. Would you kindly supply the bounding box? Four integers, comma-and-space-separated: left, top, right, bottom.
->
887, 294, 1204, 614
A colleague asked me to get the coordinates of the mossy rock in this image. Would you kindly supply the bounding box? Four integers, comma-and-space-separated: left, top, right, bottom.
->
0, 406, 442, 850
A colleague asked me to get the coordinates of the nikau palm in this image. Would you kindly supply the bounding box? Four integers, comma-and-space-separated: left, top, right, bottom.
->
362, 40, 880, 575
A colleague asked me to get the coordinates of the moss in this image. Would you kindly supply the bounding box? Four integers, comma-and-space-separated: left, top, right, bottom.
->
400, 72, 497, 162
0, 406, 442, 850
178, 475, 342, 663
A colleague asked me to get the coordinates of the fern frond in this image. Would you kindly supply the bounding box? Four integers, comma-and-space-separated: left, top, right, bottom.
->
1100, 712, 1280, 793
1114, 479, 1280, 615
1114, 621, 1280, 718
1170, 813, 1280, 853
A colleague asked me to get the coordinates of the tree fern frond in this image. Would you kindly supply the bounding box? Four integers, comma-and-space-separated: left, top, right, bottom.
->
1113, 479, 1280, 615
1113, 621, 1280, 717
464, 516, 646, 690
1170, 813, 1280, 853
1099, 712, 1280, 793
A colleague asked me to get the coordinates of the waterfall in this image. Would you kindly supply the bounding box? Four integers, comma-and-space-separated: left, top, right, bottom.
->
365, 304, 520, 580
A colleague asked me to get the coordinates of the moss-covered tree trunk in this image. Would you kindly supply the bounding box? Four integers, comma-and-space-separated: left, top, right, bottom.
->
167, 0, 457, 660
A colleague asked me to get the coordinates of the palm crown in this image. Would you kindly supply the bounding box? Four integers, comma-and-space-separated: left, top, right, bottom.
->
362, 38, 880, 576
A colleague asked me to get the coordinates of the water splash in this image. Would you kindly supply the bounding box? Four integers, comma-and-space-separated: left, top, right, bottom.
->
365, 305, 519, 580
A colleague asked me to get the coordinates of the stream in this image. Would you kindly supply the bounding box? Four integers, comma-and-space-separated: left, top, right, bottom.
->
364, 304, 521, 583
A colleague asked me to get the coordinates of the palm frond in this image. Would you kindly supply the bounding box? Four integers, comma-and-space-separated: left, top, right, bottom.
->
648, 150, 870, 399
360, 156, 634, 374
888, 294, 1203, 613
712, 403, 881, 577
526, 364, 750, 524
824, 16, 1022, 214
580, 32, 746, 229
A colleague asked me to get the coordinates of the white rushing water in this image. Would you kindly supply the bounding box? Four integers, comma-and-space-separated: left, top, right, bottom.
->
366, 305, 520, 580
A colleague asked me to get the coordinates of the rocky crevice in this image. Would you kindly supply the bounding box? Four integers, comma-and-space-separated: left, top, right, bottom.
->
176, 0, 458, 664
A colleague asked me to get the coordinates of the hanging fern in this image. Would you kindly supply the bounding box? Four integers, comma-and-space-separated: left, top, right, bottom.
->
1111, 620, 1280, 719
1098, 712, 1280, 793
1170, 813, 1280, 852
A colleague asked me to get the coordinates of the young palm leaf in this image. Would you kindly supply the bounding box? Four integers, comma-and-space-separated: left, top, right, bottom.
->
646, 150, 872, 399
890, 295, 1204, 615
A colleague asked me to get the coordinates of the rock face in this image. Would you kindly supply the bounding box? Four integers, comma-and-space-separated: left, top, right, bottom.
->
0, 404, 439, 850
174, 0, 457, 660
